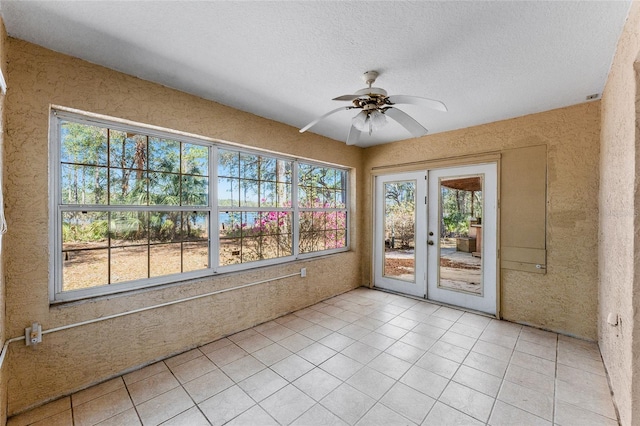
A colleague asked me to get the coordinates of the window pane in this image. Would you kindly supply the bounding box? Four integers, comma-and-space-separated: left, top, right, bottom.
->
148, 137, 180, 173
62, 211, 109, 291
218, 178, 239, 207
181, 143, 208, 176
184, 241, 209, 271
184, 211, 209, 241
150, 243, 181, 277
109, 131, 147, 170
61, 164, 108, 205
111, 245, 148, 283
63, 248, 108, 292
61, 122, 108, 166
218, 149, 239, 178
239, 179, 259, 207
219, 237, 241, 266
149, 172, 180, 205
110, 211, 148, 247
240, 153, 258, 180
182, 176, 208, 206
149, 211, 182, 243
109, 168, 147, 205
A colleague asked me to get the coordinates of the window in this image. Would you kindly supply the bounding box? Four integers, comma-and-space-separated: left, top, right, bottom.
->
50, 110, 349, 301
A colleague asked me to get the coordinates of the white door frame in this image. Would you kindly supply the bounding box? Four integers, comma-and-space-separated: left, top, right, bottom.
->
372, 162, 499, 315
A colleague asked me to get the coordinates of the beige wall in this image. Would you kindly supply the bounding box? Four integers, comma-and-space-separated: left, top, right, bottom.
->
4, 39, 363, 415
363, 102, 601, 339
0, 16, 8, 426
599, 2, 640, 425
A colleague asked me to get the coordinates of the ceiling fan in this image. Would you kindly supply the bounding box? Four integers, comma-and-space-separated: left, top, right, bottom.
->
299, 70, 447, 145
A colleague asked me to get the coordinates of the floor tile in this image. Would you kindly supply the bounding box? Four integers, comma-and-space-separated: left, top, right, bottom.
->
160, 406, 209, 426
164, 348, 203, 369
291, 403, 348, 426
260, 384, 315, 425
422, 402, 484, 426
319, 352, 364, 381
554, 400, 618, 426
380, 382, 435, 424
135, 386, 194, 426
272, 354, 315, 381
198, 385, 255, 426
10, 288, 620, 426
72, 378, 125, 407
297, 341, 337, 365
73, 387, 133, 426
415, 352, 460, 379
463, 351, 508, 378
123, 362, 169, 385
509, 350, 555, 377
489, 400, 551, 426
498, 380, 553, 421
220, 354, 266, 382
367, 352, 412, 380
235, 333, 273, 353
452, 365, 502, 397
294, 367, 343, 401
555, 378, 616, 419
8, 397, 71, 426
237, 368, 288, 402
320, 383, 375, 425
356, 403, 417, 426
346, 366, 396, 399
182, 368, 234, 403
127, 370, 180, 405
279, 332, 315, 352
226, 405, 279, 426
341, 341, 382, 364
399, 365, 448, 399
94, 408, 139, 426
439, 381, 495, 423
205, 343, 248, 366
385, 341, 425, 364
169, 355, 217, 383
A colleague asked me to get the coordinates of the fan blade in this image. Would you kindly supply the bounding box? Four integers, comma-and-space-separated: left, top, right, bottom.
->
332, 94, 360, 101
346, 125, 360, 145
384, 107, 428, 137
299, 107, 351, 133
387, 95, 448, 112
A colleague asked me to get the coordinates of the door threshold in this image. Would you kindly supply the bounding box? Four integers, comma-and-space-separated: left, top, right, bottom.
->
371, 286, 497, 319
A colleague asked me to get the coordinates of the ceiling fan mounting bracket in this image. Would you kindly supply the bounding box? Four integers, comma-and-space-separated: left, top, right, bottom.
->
361, 70, 379, 87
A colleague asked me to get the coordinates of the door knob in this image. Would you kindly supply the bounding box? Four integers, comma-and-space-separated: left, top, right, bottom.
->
428, 240, 434, 245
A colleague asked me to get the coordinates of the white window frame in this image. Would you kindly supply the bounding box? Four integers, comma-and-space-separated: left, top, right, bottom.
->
49, 108, 350, 302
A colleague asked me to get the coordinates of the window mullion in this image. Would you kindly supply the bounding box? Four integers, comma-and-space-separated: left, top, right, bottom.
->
212, 146, 219, 271
293, 161, 300, 258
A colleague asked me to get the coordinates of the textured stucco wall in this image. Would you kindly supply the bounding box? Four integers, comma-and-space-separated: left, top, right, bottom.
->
599, 3, 640, 425
4, 39, 363, 415
0, 16, 8, 426
363, 102, 600, 340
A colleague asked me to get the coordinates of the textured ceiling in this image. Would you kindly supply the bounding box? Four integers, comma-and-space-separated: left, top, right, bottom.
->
0, 1, 632, 147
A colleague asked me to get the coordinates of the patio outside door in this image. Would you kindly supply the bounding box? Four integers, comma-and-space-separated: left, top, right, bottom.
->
373, 171, 427, 298
427, 163, 497, 314
374, 163, 497, 315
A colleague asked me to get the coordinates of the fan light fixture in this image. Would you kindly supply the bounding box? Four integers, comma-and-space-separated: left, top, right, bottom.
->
299, 70, 448, 145
352, 109, 388, 134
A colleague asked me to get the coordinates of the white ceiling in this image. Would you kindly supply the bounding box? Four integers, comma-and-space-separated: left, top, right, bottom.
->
0, 1, 632, 147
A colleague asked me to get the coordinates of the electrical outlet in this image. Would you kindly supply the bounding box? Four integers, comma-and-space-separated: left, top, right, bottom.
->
25, 322, 42, 346
301, 268, 307, 277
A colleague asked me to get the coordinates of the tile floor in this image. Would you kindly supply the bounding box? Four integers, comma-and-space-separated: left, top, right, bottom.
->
8, 288, 618, 426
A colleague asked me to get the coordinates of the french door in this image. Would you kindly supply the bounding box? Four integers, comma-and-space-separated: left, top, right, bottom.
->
374, 163, 498, 314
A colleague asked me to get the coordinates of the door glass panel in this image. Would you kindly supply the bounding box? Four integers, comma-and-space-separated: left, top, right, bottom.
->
439, 175, 483, 294
383, 181, 416, 282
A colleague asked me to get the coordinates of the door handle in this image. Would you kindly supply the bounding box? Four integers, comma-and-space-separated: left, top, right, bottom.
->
428, 240, 434, 245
